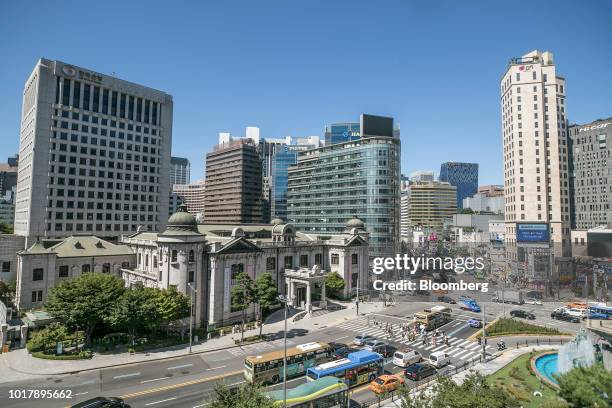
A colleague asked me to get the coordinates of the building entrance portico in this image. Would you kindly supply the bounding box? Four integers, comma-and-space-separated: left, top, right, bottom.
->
284, 266, 328, 315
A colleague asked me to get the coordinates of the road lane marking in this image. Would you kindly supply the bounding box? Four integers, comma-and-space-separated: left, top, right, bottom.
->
76, 380, 96, 386
141, 377, 168, 384
167, 363, 193, 370
146, 396, 177, 406
113, 372, 141, 379
119, 370, 243, 400
335, 335, 349, 341
74, 392, 89, 396
206, 365, 227, 371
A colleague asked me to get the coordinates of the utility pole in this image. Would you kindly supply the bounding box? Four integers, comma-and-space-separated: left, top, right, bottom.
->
278, 294, 290, 407
481, 302, 486, 360
187, 283, 197, 353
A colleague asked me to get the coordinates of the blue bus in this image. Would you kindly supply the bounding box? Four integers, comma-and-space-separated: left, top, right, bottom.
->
265, 376, 349, 407
460, 299, 481, 313
306, 350, 384, 388
588, 304, 612, 320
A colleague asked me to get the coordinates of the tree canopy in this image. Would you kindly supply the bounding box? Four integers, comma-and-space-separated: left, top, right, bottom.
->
557, 363, 612, 408
109, 286, 160, 345
325, 271, 346, 298
209, 383, 275, 408
45, 273, 126, 344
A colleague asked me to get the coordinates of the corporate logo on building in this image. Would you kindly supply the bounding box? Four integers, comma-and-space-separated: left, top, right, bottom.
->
579, 122, 610, 132
61, 65, 77, 77
518, 64, 534, 71
61, 64, 103, 84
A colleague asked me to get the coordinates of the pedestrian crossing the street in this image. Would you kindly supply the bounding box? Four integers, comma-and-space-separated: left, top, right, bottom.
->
336, 318, 491, 361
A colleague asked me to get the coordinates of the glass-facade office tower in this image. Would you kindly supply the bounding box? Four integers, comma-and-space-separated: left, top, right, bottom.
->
288, 114, 401, 260
439, 162, 478, 209
15, 59, 172, 244
568, 118, 611, 229
324, 122, 361, 145
170, 156, 190, 185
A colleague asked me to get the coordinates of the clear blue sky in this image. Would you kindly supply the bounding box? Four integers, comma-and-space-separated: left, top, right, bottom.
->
1, 1, 611, 184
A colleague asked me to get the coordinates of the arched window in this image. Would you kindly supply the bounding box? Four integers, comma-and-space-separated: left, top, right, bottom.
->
145, 254, 149, 267
189, 250, 195, 263
153, 256, 157, 267
171, 250, 177, 263
138, 253, 142, 266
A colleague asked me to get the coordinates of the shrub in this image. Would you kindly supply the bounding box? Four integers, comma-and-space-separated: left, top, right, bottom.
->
31, 350, 92, 360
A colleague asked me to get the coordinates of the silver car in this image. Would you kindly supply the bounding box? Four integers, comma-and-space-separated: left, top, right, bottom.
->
353, 335, 376, 346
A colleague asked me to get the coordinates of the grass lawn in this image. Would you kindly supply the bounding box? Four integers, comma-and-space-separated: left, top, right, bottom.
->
487, 351, 560, 408
482, 317, 566, 337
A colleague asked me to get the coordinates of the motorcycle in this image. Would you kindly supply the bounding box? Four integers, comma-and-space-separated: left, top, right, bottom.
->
497, 342, 506, 351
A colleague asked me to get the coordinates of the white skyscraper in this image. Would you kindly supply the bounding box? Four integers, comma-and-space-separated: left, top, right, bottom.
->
500, 50, 570, 251
15, 59, 173, 244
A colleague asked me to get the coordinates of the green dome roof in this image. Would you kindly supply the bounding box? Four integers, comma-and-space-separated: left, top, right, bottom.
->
271, 217, 285, 226
165, 205, 198, 233
346, 217, 365, 229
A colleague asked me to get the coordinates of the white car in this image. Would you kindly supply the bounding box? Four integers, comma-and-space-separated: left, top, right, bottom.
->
566, 308, 587, 319
525, 298, 543, 305
393, 349, 422, 367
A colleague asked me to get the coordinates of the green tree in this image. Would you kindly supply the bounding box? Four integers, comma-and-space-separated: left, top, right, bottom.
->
110, 286, 160, 347
45, 273, 125, 345
557, 363, 612, 408
0, 279, 16, 307
459, 208, 475, 214
325, 271, 346, 299
399, 372, 519, 408
231, 271, 255, 342
254, 272, 278, 337
154, 286, 190, 324
27, 322, 69, 353
0, 222, 13, 234
209, 383, 275, 408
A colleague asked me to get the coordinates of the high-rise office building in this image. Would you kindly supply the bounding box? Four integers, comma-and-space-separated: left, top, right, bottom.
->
439, 162, 478, 209
324, 122, 361, 145
409, 170, 435, 183
400, 190, 411, 239
14, 59, 172, 244
569, 118, 611, 229
203, 138, 263, 224
407, 181, 457, 232
478, 184, 504, 197
501, 50, 570, 248
173, 179, 206, 219
0, 155, 19, 197
288, 114, 401, 259
170, 156, 190, 185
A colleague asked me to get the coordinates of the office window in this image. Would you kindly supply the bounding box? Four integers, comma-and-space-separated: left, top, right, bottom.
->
266, 257, 276, 271
188, 270, 194, 283
102, 89, 109, 114
314, 253, 322, 266
73, 81, 81, 108
171, 250, 177, 263
93, 86, 100, 112
1, 261, 9, 273
189, 250, 195, 263
83, 84, 90, 110
102, 263, 111, 273
299, 254, 308, 267
284, 256, 293, 269
62, 79, 71, 106
82, 264, 91, 273
351, 253, 359, 265
33, 268, 44, 281
231, 263, 244, 280
59, 265, 69, 278
331, 254, 339, 265
31, 291, 37, 303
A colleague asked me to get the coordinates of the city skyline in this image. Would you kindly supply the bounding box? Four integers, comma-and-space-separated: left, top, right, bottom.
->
1, 1, 612, 185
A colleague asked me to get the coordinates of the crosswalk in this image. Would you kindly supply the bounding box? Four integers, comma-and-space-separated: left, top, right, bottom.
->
336, 318, 491, 361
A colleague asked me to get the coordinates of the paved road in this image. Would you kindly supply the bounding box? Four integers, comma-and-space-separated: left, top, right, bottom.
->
0, 297, 582, 408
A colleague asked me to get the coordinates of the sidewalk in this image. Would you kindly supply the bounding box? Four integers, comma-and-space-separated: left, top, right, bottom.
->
380, 344, 562, 407
0, 301, 384, 382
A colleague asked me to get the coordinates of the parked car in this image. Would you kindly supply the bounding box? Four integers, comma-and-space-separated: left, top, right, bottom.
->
524, 298, 543, 305
71, 397, 130, 408
566, 308, 587, 319
468, 318, 483, 328
429, 351, 451, 368
392, 349, 422, 367
551, 310, 581, 323
368, 374, 405, 394
353, 335, 376, 346
510, 309, 536, 320
404, 363, 436, 381
437, 295, 456, 304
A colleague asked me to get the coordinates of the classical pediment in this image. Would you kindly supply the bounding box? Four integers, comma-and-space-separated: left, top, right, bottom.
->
213, 237, 262, 254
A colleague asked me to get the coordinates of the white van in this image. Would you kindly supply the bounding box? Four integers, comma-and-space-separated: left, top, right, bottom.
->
429, 351, 451, 368
567, 308, 586, 319
393, 349, 422, 367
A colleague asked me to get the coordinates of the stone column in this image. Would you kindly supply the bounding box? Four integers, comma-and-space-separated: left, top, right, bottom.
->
0, 324, 7, 352
289, 280, 295, 307
320, 281, 327, 310
306, 282, 312, 315
20, 325, 28, 348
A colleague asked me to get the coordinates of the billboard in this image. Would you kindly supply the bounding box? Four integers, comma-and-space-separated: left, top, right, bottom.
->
360, 114, 394, 137
516, 223, 550, 243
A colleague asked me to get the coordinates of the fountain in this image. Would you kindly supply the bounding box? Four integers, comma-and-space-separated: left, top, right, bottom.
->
557, 328, 596, 374
533, 328, 596, 387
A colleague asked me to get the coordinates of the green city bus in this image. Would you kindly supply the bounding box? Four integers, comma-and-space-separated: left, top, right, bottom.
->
265, 376, 349, 407
244, 342, 333, 384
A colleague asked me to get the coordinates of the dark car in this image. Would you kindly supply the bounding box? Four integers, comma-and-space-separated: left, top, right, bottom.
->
551, 310, 580, 323
71, 397, 130, 408
331, 345, 359, 360
404, 363, 436, 381
510, 310, 536, 320
437, 295, 456, 304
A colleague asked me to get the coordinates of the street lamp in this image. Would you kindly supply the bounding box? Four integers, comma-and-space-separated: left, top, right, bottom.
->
277, 294, 292, 408
187, 282, 197, 353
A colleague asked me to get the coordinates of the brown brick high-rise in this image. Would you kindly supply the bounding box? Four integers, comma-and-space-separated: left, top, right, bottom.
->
203, 139, 263, 224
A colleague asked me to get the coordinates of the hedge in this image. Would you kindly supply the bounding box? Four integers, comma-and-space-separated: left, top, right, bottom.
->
31, 350, 93, 360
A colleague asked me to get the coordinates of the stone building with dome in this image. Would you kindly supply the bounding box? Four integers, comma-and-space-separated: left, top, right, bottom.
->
15, 206, 369, 331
